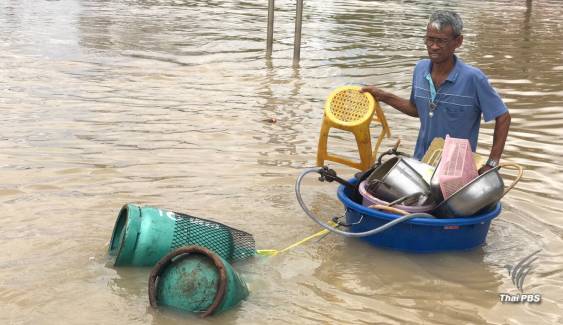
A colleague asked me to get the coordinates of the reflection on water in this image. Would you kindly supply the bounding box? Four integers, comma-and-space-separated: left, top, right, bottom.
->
1, 0, 562, 324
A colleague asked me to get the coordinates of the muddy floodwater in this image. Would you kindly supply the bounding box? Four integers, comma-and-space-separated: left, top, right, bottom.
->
1, 0, 562, 324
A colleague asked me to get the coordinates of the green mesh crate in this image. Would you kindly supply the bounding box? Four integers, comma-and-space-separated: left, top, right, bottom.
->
109, 204, 256, 266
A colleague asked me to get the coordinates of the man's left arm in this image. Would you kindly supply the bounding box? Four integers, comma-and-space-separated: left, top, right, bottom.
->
475, 73, 512, 174
479, 111, 511, 174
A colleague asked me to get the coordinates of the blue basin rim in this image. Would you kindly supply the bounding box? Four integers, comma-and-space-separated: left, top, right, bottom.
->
337, 178, 501, 226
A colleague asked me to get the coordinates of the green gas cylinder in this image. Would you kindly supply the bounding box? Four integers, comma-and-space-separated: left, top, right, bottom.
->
109, 204, 256, 266
148, 246, 249, 317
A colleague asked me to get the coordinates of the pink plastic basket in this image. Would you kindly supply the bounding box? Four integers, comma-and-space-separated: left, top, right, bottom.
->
436, 135, 478, 199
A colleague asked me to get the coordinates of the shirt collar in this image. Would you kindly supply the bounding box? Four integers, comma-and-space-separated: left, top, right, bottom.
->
424, 55, 461, 84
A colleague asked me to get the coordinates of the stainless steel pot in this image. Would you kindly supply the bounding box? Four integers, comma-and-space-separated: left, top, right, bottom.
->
402, 157, 435, 184
432, 163, 523, 218
366, 156, 432, 203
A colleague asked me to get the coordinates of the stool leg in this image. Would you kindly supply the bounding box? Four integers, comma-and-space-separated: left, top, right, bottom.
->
353, 126, 373, 171
371, 128, 386, 164
316, 119, 331, 167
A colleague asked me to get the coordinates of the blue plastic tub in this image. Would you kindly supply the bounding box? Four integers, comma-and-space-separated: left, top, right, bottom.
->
337, 179, 502, 253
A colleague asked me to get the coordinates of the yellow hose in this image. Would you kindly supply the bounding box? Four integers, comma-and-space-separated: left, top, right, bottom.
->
256, 221, 337, 256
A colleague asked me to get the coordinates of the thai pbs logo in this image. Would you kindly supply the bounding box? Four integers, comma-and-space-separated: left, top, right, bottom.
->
499, 249, 542, 304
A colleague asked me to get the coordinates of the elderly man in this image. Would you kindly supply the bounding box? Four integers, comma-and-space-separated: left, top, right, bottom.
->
361, 10, 511, 173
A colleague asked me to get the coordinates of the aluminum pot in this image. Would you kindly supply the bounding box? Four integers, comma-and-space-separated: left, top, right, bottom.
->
366, 156, 432, 203
359, 181, 436, 213
401, 157, 435, 184
433, 163, 523, 218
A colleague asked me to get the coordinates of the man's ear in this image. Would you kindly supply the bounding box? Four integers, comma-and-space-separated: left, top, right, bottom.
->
455, 35, 464, 49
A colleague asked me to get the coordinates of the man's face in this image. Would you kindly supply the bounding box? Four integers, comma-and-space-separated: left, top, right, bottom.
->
424, 25, 463, 64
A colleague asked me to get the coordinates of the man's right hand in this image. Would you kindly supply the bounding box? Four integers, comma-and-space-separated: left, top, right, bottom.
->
360, 85, 419, 117
360, 85, 388, 103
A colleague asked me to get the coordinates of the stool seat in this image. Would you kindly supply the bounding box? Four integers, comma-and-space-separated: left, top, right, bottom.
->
316, 86, 391, 171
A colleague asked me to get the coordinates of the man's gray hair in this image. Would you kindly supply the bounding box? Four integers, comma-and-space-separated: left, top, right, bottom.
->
428, 10, 463, 36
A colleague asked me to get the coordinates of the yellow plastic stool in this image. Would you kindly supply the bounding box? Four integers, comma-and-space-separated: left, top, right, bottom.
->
317, 86, 388, 171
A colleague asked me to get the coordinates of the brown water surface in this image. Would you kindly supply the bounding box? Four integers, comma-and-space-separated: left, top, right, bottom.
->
1, 0, 562, 324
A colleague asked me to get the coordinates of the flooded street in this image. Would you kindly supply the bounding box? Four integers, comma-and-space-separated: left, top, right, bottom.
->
1, 0, 562, 323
